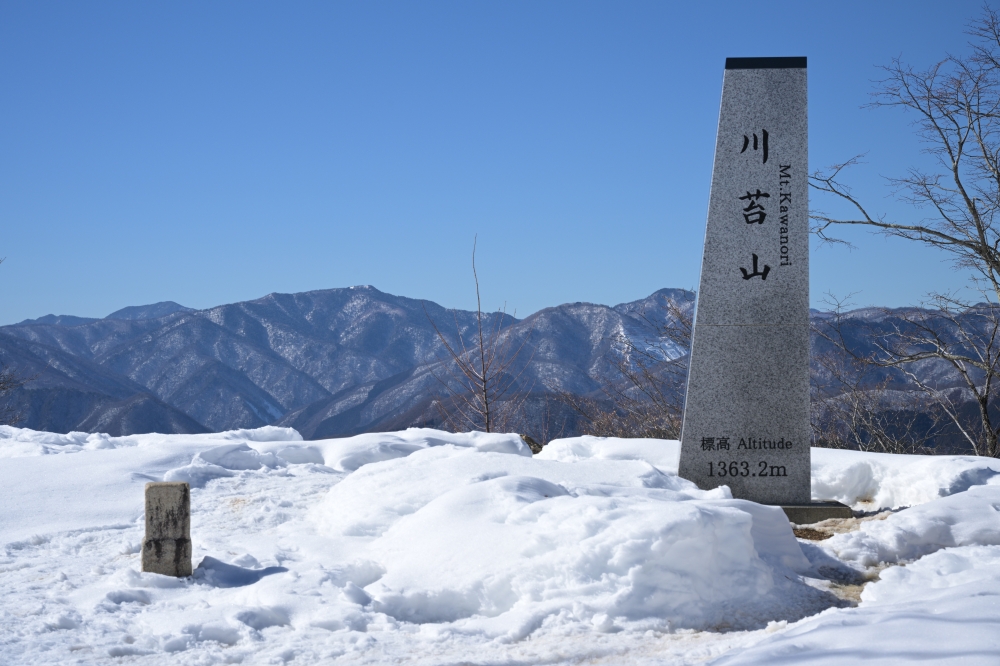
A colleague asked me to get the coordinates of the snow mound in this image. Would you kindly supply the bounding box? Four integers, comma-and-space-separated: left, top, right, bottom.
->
537, 435, 680, 473
313, 444, 688, 538
257, 427, 531, 472
715, 545, 1000, 665
861, 544, 1000, 606
0, 426, 126, 457
0, 424, 303, 459
822, 484, 1000, 567
211, 426, 303, 442
314, 444, 823, 636
165, 443, 286, 488
812, 447, 1000, 509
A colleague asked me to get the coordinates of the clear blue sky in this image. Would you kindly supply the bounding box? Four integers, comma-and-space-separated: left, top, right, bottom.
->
0, 1, 989, 324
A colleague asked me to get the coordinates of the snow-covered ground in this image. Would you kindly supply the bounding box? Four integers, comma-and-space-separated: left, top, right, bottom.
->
1, 427, 998, 665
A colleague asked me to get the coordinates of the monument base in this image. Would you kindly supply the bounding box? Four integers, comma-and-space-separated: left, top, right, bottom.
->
779, 500, 853, 524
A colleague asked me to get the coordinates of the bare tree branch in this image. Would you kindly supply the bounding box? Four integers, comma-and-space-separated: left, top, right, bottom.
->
424, 237, 535, 433
0, 362, 27, 426
809, 8, 1000, 457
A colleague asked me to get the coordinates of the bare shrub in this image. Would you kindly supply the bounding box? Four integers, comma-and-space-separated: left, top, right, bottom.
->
425, 238, 534, 433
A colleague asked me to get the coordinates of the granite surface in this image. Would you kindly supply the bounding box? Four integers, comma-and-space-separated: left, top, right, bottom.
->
678, 59, 810, 505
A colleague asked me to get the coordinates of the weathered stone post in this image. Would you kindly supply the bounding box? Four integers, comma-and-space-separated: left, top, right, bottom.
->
142, 481, 192, 577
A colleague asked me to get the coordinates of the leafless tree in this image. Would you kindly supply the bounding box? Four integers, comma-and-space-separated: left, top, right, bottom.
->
0, 362, 26, 426
556, 294, 693, 439
811, 344, 946, 454
810, 7, 1000, 457
549, 390, 634, 438
425, 238, 534, 433
0, 257, 26, 426
814, 295, 1000, 456
507, 394, 569, 452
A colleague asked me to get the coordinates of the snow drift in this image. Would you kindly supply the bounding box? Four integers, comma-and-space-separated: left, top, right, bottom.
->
2, 427, 999, 665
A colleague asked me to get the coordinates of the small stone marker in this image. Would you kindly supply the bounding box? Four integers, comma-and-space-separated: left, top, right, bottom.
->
142, 481, 192, 577
678, 57, 813, 507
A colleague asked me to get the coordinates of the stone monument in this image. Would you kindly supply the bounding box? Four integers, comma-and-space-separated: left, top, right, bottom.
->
142, 481, 192, 577
679, 57, 849, 521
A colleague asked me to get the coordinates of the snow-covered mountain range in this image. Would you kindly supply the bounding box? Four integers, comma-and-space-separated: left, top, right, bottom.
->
0, 287, 690, 437
1, 286, 978, 441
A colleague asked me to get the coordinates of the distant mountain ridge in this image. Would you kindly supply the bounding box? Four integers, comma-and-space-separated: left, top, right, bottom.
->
16, 314, 99, 327
17, 301, 193, 326
0, 286, 690, 437
0, 286, 971, 440
105, 301, 194, 321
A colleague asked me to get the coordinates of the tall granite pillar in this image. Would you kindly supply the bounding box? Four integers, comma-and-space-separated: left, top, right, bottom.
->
678, 57, 810, 505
